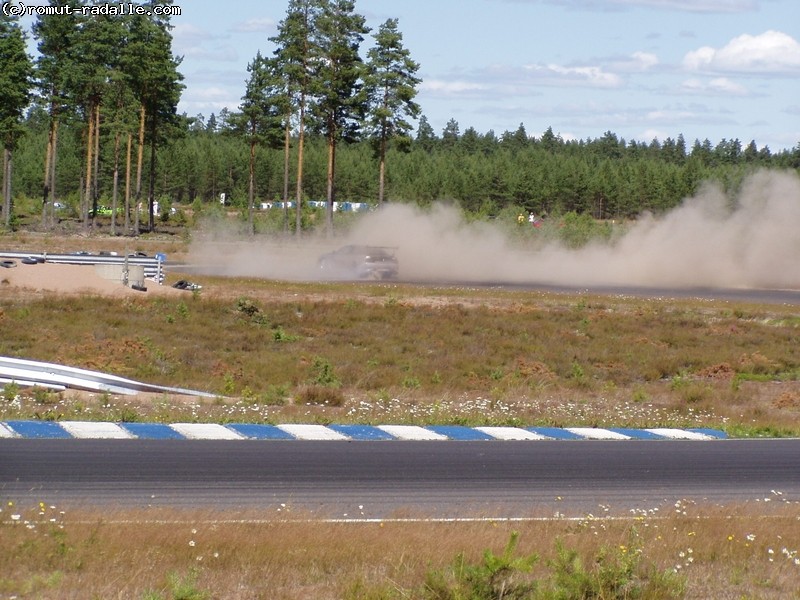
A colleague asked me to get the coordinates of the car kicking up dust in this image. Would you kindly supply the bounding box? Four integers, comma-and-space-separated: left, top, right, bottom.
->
188, 169, 800, 290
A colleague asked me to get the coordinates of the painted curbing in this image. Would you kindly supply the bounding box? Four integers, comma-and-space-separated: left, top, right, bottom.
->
0, 421, 727, 441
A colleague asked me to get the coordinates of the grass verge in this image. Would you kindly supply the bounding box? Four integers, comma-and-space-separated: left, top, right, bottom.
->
1, 500, 799, 599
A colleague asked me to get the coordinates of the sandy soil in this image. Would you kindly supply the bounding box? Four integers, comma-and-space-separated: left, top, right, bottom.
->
0, 260, 184, 297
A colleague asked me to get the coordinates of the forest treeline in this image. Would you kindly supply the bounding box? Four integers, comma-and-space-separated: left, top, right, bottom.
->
13, 113, 800, 220
2, 1, 799, 234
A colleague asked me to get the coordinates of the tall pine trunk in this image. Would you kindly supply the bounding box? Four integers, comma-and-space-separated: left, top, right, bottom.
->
325, 135, 336, 236
248, 134, 256, 236
147, 114, 157, 232
124, 132, 132, 232
91, 104, 100, 228
41, 98, 59, 229
111, 131, 120, 236
378, 130, 387, 205
282, 116, 290, 234
135, 104, 145, 233
82, 103, 95, 230
49, 120, 59, 227
294, 93, 305, 237
2, 148, 11, 228
42, 120, 53, 228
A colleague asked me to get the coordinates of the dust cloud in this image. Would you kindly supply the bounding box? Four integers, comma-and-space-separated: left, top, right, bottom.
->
188, 169, 800, 290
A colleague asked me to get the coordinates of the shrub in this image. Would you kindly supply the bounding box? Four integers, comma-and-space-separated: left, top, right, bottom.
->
423, 531, 539, 599
310, 356, 340, 387
295, 384, 345, 406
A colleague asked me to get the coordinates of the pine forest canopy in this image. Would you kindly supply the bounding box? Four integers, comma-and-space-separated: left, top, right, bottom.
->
2, 0, 799, 233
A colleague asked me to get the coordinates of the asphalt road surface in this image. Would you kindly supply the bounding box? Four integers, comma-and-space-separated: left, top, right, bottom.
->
2, 438, 799, 519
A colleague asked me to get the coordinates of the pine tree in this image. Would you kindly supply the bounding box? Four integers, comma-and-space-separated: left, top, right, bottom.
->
0, 12, 33, 228
105, 21, 139, 235
32, 0, 82, 229
415, 115, 436, 152
270, 0, 321, 235
123, 1, 184, 232
312, 0, 369, 233
365, 18, 420, 204
66, 5, 119, 228
232, 51, 284, 234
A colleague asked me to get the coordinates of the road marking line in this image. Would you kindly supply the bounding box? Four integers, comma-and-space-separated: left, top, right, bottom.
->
0, 423, 18, 438
377, 425, 448, 440
169, 423, 244, 440
277, 424, 349, 440
59, 421, 134, 439
475, 426, 552, 440
566, 427, 631, 440
645, 428, 715, 440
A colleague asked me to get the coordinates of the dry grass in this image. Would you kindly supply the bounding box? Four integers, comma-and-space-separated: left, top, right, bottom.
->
2, 272, 800, 434
2, 500, 799, 599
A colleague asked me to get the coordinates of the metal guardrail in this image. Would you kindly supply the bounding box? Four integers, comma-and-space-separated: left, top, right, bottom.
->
0, 251, 165, 281
0, 356, 218, 398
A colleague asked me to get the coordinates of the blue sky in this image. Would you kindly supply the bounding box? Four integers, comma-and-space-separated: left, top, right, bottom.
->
168, 0, 799, 151
14, 0, 800, 151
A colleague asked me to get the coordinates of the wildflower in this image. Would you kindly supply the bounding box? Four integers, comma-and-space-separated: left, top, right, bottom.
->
189, 540, 195, 547
11, 514, 21, 521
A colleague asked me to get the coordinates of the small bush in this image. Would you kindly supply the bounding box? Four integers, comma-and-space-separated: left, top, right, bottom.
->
272, 326, 298, 342
423, 531, 539, 599
310, 356, 340, 387
295, 384, 345, 406
262, 384, 289, 406
543, 536, 685, 600
2, 381, 21, 403
235, 297, 269, 326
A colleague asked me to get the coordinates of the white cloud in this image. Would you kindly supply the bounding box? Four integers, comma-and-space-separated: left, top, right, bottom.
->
524, 0, 758, 13
644, 108, 702, 124
683, 30, 800, 73
631, 51, 659, 70
420, 79, 487, 96
180, 86, 241, 114
681, 77, 749, 95
180, 46, 239, 62
172, 23, 219, 45
231, 18, 277, 33
187, 86, 234, 101
609, 0, 757, 12
612, 51, 659, 72
172, 23, 240, 62
523, 64, 623, 87
639, 128, 670, 142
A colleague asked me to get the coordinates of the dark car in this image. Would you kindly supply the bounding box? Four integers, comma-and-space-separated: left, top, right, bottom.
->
318, 245, 399, 280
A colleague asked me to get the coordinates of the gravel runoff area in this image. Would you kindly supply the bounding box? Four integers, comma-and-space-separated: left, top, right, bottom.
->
0, 259, 183, 297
